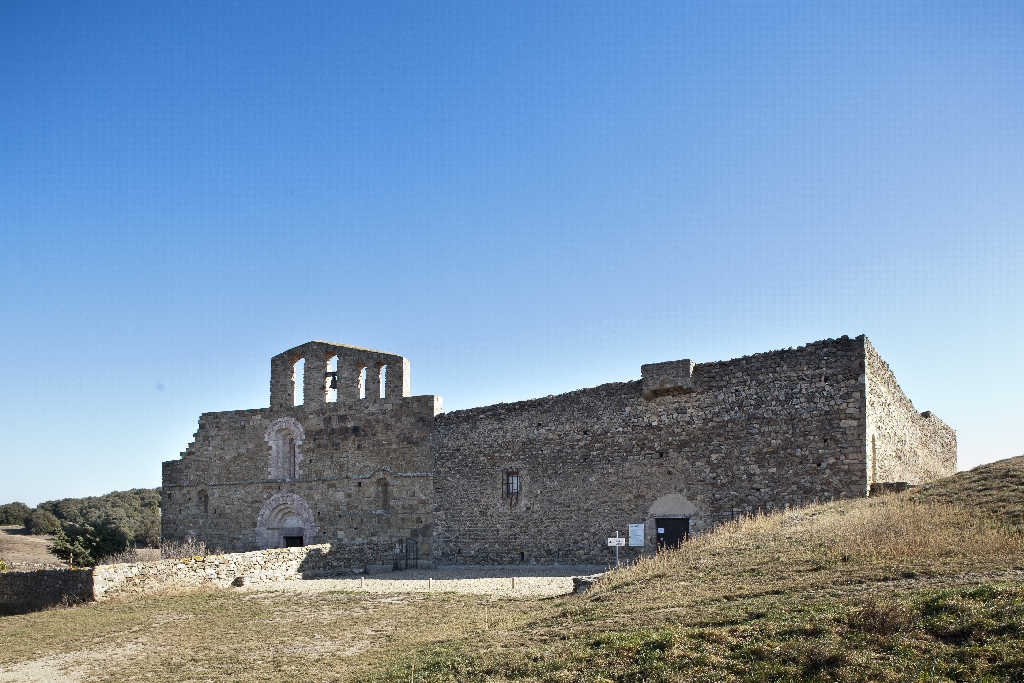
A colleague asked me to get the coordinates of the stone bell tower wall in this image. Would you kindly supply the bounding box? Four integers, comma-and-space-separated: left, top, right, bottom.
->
270, 341, 409, 410
163, 340, 436, 569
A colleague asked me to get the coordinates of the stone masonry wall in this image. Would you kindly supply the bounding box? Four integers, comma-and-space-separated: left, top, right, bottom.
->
162, 335, 955, 569
431, 336, 871, 566
0, 569, 94, 611
162, 392, 440, 568
0, 545, 349, 610
92, 544, 347, 602
865, 340, 956, 485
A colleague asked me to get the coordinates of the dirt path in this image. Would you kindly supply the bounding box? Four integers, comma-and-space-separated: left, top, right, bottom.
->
0, 645, 142, 683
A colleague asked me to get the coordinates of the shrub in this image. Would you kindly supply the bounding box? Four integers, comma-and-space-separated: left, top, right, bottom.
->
25, 508, 61, 535
48, 520, 130, 567
37, 488, 161, 548
161, 539, 221, 559
0, 559, 7, 572
49, 529, 94, 567
0, 502, 31, 526
850, 597, 917, 636
100, 548, 142, 564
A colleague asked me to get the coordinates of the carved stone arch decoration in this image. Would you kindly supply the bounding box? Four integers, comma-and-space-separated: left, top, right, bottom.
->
364, 466, 396, 479
255, 492, 319, 549
264, 417, 305, 481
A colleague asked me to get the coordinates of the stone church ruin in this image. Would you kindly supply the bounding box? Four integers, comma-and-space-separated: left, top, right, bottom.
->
161, 335, 956, 567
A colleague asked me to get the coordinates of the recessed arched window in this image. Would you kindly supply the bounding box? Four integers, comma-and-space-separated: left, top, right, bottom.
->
377, 479, 390, 511
198, 490, 209, 514
264, 417, 305, 481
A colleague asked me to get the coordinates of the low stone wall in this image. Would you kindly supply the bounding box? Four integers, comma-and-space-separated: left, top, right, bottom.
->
1, 544, 358, 610
0, 568, 94, 611
92, 543, 354, 602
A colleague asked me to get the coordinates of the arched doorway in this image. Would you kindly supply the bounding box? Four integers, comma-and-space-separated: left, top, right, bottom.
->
647, 494, 697, 549
255, 492, 319, 549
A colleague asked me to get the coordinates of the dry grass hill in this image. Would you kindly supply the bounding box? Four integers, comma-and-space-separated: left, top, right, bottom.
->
2, 456, 1023, 682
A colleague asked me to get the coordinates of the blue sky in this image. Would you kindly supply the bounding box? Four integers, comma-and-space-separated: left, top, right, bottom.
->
1, 1, 1021, 506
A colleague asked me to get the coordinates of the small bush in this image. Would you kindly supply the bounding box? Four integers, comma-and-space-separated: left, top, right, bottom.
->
25, 508, 61, 535
0, 502, 31, 526
49, 529, 93, 567
851, 596, 917, 636
161, 539, 222, 559
0, 559, 7, 572
100, 548, 142, 564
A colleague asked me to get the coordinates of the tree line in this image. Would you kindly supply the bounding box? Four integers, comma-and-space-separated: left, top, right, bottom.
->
0, 489, 161, 566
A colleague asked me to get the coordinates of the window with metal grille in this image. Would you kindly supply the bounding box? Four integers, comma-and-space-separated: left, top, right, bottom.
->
503, 469, 520, 497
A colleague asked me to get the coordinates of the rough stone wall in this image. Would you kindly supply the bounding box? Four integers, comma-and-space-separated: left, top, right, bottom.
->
162, 335, 955, 569
0, 569, 94, 611
865, 340, 956, 485
431, 336, 871, 565
162, 359, 440, 568
1, 546, 353, 609
270, 341, 409, 409
92, 544, 347, 602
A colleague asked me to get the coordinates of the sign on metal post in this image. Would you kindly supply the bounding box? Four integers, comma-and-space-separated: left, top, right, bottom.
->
607, 531, 625, 568
628, 523, 644, 547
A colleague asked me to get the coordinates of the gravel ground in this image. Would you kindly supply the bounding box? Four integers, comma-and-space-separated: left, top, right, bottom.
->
243, 565, 607, 598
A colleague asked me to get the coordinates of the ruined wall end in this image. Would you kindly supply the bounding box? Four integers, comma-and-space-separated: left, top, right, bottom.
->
865, 339, 956, 485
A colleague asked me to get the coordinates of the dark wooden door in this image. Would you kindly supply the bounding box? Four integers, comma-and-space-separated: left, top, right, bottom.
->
283, 535, 304, 547
655, 518, 689, 549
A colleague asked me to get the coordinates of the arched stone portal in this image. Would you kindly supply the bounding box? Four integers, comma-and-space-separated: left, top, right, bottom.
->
255, 492, 319, 549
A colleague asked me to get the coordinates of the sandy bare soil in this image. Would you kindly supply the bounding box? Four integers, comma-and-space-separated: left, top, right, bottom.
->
0, 527, 63, 570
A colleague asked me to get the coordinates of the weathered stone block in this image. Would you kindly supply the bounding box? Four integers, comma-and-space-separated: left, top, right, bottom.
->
641, 359, 696, 399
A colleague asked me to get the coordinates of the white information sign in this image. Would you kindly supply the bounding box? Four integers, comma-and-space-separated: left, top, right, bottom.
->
607, 537, 626, 547
628, 523, 645, 547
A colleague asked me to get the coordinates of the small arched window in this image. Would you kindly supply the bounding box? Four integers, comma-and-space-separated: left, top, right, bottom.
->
377, 479, 390, 511
198, 490, 209, 514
